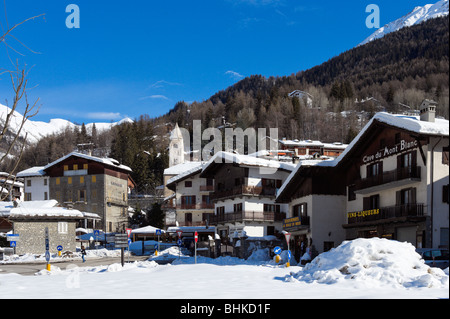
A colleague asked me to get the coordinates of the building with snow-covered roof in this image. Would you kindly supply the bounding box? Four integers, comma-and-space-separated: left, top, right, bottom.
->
200, 151, 296, 242
3, 200, 99, 255
43, 152, 132, 233
165, 162, 214, 228
16, 166, 48, 201
277, 108, 449, 259
338, 111, 448, 249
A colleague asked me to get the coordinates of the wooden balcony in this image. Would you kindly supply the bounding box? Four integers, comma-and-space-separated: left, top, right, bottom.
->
346, 203, 425, 226
210, 186, 277, 201
355, 166, 421, 194
210, 211, 286, 225
177, 203, 214, 210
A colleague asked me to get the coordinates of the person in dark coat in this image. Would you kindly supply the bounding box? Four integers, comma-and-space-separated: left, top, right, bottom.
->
81, 245, 86, 262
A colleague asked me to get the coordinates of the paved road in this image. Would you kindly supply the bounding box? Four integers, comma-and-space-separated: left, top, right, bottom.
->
0, 255, 149, 276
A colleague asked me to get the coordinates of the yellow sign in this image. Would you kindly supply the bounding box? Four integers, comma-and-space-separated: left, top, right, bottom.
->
283, 216, 301, 229
347, 209, 380, 219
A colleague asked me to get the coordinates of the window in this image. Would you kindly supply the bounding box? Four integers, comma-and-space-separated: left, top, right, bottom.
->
56, 178, 60, 185
181, 195, 196, 208
293, 203, 307, 217
64, 165, 69, 171
396, 188, 417, 206
58, 222, 68, 234
367, 162, 382, 178
27, 180, 31, 187
83, 164, 88, 170
80, 176, 84, 184
395, 133, 401, 145
216, 206, 225, 215
443, 185, 449, 204
92, 175, 96, 183
73, 164, 78, 170
25, 193, 32, 201
264, 204, 280, 213
44, 192, 48, 200
68, 177, 72, 184
348, 184, 356, 201
44, 179, 47, 186
443, 146, 449, 165
363, 194, 380, 210
185, 181, 192, 188
233, 203, 243, 212
398, 151, 416, 169
78, 190, 86, 202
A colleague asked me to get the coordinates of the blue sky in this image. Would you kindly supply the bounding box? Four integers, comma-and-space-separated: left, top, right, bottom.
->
0, 0, 435, 123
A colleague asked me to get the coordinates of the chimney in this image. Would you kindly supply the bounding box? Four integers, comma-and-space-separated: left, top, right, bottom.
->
419, 99, 437, 123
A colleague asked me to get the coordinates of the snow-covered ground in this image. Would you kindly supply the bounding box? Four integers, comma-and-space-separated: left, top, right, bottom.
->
0, 238, 448, 299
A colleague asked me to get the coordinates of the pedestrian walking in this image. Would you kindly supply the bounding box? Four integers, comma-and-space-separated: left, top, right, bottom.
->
81, 245, 86, 262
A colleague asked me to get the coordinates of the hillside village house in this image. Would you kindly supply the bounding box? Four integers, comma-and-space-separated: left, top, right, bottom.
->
16, 166, 48, 201
165, 162, 214, 227
17, 152, 133, 233
200, 151, 296, 241
277, 103, 449, 262
275, 160, 347, 260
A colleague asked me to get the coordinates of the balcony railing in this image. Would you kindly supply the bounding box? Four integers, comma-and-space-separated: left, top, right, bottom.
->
210, 211, 286, 224
199, 185, 214, 191
177, 203, 214, 210
210, 186, 277, 201
355, 166, 421, 191
346, 203, 425, 225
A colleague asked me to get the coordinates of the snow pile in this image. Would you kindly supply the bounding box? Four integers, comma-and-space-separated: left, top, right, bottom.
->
290, 238, 448, 289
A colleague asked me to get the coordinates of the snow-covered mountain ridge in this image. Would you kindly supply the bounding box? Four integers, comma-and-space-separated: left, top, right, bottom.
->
360, 0, 449, 46
0, 102, 133, 144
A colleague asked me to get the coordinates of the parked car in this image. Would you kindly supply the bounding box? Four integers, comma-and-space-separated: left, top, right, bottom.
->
416, 248, 449, 269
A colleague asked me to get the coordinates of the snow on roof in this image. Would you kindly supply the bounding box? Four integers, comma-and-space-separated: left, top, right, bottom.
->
163, 161, 204, 176
203, 151, 297, 173
276, 158, 337, 200
334, 112, 449, 167
8, 200, 84, 219
43, 152, 132, 172
166, 162, 205, 186
278, 112, 449, 199
131, 225, 165, 234
16, 166, 46, 177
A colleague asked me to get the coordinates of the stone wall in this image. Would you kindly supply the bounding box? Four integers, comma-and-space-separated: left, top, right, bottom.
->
12, 220, 77, 255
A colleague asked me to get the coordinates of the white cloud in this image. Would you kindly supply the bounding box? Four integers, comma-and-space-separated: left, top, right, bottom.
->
148, 80, 182, 89
86, 112, 122, 120
225, 70, 245, 80
139, 95, 170, 101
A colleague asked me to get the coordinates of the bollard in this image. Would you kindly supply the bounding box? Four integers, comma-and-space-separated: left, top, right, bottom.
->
46, 263, 51, 271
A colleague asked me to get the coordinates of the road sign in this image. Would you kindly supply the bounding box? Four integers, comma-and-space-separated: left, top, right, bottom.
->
128, 239, 132, 246
57, 245, 63, 251
126, 228, 132, 238
6, 234, 19, 241
194, 231, 198, 243
176, 230, 183, 238
287, 250, 292, 260
10, 241, 16, 247
273, 246, 282, 255
177, 239, 182, 246
155, 229, 162, 236
284, 233, 291, 244
45, 250, 50, 262
94, 230, 100, 236
114, 234, 129, 248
